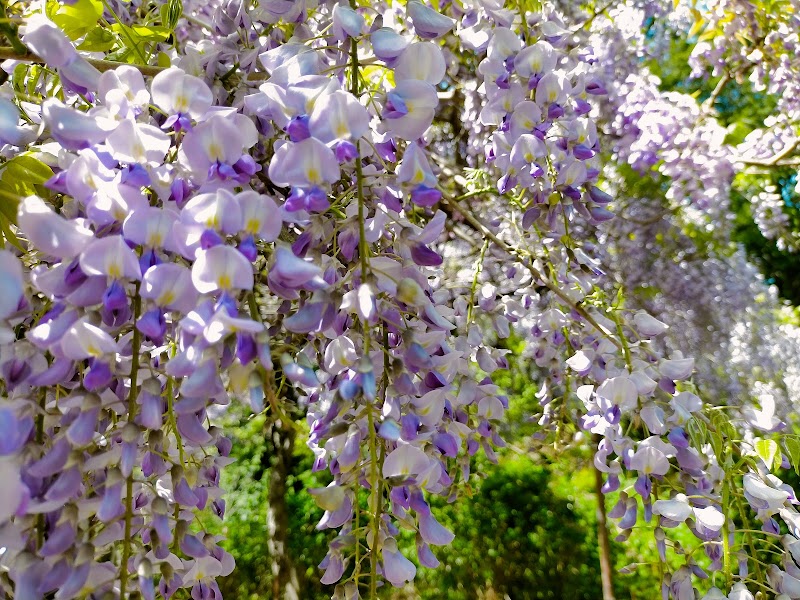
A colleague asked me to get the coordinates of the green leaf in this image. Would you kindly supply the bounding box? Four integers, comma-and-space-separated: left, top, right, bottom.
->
47, 0, 103, 40
754, 439, 780, 472
77, 28, 116, 52
0, 214, 23, 251
724, 121, 753, 146
523, 0, 542, 11
0, 156, 54, 220
686, 417, 707, 450
0, 188, 20, 224
697, 28, 720, 43
785, 437, 800, 475
160, 0, 183, 30
708, 410, 736, 443
12, 63, 27, 95
111, 23, 171, 61
688, 9, 706, 37
112, 23, 171, 44
2, 156, 53, 186
706, 428, 724, 463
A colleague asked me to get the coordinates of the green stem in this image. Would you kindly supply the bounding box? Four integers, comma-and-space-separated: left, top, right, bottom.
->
247, 291, 259, 321
467, 239, 490, 325
722, 480, 732, 591
454, 187, 496, 202
120, 285, 142, 598
166, 376, 185, 467
35, 388, 45, 550
349, 25, 382, 598
734, 495, 764, 582
0, 0, 25, 55
611, 309, 632, 370
247, 292, 299, 430
515, 0, 530, 43
353, 483, 361, 577
366, 403, 380, 598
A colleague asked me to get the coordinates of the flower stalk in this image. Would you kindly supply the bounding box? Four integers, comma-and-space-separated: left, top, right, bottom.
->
119, 285, 142, 598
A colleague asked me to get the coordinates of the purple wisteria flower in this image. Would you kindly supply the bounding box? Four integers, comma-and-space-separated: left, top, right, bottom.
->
2, 1, 793, 599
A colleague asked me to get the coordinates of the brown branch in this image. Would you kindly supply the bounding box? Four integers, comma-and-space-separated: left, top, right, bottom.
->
0, 46, 166, 76
593, 433, 617, 600
616, 206, 678, 227
574, 0, 619, 33
0, 46, 269, 80
439, 192, 622, 350
735, 140, 800, 167
701, 73, 730, 113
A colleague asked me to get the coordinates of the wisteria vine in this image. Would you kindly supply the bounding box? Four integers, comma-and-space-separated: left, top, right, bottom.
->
0, 1, 798, 599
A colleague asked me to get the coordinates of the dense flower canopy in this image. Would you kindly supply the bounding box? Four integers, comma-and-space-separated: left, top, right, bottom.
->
0, 0, 800, 599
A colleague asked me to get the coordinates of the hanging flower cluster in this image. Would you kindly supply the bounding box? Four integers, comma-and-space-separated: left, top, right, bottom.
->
442, 3, 800, 599
574, 4, 800, 599
0, 0, 799, 599
686, 0, 800, 250
0, 1, 509, 596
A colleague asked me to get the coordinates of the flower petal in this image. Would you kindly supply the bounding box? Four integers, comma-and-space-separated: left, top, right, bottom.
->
191, 245, 253, 294
394, 42, 446, 85
18, 196, 94, 259
79, 235, 142, 280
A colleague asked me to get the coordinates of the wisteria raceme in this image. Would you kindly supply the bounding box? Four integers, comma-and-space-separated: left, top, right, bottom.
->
444, 1, 800, 597
574, 4, 800, 598
683, 0, 800, 251
0, 0, 796, 599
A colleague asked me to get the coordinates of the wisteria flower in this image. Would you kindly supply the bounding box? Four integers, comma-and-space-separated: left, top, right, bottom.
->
151, 67, 214, 129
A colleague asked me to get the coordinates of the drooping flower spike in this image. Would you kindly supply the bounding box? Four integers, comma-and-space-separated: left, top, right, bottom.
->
1, 1, 795, 599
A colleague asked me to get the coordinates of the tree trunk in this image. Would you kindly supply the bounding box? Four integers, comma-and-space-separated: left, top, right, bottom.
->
593, 462, 616, 600
266, 418, 300, 600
